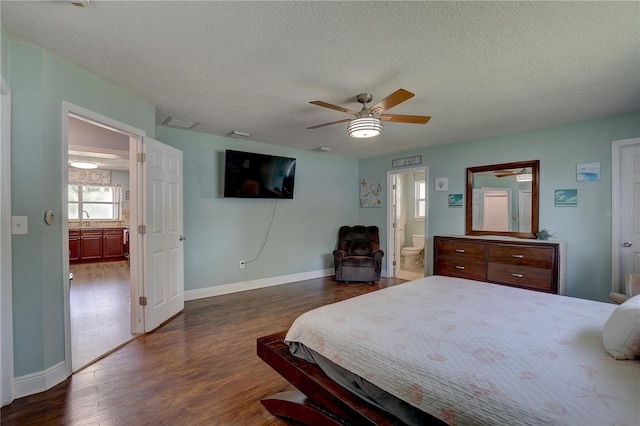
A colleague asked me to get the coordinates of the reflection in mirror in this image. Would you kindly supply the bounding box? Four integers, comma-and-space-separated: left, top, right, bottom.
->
466, 160, 539, 239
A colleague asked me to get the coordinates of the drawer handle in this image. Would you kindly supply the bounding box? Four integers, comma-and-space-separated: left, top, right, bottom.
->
512, 254, 524, 258
455, 265, 465, 270
455, 249, 465, 253
511, 273, 524, 278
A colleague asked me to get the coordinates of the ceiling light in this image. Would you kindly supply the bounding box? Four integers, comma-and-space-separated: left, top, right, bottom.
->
516, 173, 533, 182
70, 161, 98, 169
348, 117, 383, 138
162, 116, 198, 129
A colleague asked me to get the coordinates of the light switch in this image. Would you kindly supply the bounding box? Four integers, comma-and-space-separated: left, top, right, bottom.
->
11, 216, 28, 235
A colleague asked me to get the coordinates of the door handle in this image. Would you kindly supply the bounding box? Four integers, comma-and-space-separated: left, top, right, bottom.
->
179, 235, 186, 241
623, 241, 632, 247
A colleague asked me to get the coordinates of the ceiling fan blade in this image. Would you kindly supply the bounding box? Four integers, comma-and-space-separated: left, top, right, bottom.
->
310, 101, 358, 116
369, 89, 414, 114
307, 118, 351, 129
379, 114, 431, 124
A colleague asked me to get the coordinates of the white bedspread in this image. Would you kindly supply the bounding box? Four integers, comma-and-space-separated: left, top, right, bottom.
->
285, 275, 640, 425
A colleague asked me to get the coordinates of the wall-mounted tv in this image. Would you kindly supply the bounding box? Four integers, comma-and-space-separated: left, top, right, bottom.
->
223, 150, 296, 199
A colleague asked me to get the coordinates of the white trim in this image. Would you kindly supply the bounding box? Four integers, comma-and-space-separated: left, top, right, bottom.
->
185, 268, 334, 301
61, 101, 146, 377
611, 137, 640, 293
1, 75, 14, 406
13, 362, 67, 400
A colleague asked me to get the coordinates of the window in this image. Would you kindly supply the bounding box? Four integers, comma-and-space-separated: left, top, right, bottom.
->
68, 184, 122, 221
415, 180, 426, 219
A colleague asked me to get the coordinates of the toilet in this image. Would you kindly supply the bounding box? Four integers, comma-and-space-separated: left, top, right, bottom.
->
401, 234, 425, 269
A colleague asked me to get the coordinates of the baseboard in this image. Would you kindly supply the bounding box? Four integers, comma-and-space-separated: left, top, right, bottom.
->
14, 361, 67, 400
185, 268, 334, 301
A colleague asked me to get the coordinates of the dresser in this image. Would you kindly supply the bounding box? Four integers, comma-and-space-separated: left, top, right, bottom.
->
434, 235, 566, 294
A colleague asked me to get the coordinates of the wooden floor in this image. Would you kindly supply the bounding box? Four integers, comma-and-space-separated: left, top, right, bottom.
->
1, 276, 407, 425
70, 261, 134, 371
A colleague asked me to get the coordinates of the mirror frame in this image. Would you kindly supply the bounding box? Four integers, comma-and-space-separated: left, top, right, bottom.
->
465, 160, 539, 239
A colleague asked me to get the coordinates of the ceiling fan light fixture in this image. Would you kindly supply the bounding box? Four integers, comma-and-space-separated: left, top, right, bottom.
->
70, 161, 98, 169
348, 117, 383, 138
516, 173, 533, 182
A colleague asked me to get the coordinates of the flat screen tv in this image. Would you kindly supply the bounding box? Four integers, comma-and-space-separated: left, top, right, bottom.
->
223, 150, 296, 199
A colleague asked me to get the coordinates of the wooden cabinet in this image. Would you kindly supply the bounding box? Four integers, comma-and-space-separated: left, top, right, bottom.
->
103, 228, 124, 258
434, 235, 565, 294
80, 229, 103, 260
69, 229, 80, 261
70, 227, 126, 263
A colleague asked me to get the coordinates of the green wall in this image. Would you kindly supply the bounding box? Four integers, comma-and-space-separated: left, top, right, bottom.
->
358, 112, 640, 302
155, 126, 358, 291
7, 41, 155, 377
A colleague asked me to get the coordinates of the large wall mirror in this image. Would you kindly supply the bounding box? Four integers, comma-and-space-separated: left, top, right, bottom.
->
466, 160, 539, 239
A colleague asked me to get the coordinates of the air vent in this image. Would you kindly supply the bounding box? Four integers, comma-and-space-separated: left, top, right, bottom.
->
228, 130, 252, 137
162, 117, 198, 129
312, 146, 334, 152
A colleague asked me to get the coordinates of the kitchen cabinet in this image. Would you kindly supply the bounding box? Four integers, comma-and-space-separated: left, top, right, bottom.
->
69, 229, 80, 261
80, 228, 103, 260
103, 228, 125, 258
70, 227, 126, 263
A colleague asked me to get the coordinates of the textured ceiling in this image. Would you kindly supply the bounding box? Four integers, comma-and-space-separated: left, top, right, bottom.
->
2, 1, 639, 158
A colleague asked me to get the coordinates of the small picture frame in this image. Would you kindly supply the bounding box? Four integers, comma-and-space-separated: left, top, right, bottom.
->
435, 177, 448, 192
577, 162, 600, 182
555, 189, 577, 207
448, 194, 463, 208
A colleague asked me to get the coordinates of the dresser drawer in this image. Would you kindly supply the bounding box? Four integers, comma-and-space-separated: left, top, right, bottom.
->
487, 244, 554, 268
436, 259, 487, 281
436, 239, 486, 260
487, 263, 553, 291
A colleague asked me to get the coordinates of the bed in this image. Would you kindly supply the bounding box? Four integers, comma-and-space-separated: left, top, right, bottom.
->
257, 275, 640, 425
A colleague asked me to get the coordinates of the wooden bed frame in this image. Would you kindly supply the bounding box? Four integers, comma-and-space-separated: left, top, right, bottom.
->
257, 332, 445, 426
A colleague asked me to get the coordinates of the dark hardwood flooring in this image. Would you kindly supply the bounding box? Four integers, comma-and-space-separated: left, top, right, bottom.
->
1, 276, 407, 425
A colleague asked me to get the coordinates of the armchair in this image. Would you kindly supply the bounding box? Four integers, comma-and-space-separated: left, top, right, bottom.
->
333, 225, 385, 283
609, 273, 640, 304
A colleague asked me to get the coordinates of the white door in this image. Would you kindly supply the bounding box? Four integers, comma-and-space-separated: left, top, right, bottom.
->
482, 189, 511, 231
143, 136, 184, 332
612, 138, 640, 292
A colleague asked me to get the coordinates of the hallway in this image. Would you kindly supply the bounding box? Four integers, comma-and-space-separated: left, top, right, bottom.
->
70, 261, 136, 371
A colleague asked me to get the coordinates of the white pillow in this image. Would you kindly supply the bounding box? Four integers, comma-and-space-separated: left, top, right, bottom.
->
603, 294, 640, 360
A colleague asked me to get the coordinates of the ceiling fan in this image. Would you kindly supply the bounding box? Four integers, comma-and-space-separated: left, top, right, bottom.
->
308, 89, 431, 138
494, 168, 533, 182
494, 168, 531, 177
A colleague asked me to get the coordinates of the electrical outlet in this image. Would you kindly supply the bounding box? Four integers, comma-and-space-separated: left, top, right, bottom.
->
239, 260, 245, 269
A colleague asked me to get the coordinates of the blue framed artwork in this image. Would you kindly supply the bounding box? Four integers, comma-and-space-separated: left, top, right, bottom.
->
555, 189, 577, 207
577, 162, 600, 182
448, 193, 463, 208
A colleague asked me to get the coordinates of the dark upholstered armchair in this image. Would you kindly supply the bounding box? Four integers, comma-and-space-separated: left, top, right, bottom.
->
333, 225, 385, 283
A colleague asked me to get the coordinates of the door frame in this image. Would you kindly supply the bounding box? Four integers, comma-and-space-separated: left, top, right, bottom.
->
386, 166, 428, 277
61, 102, 146, 376
611, 137, 640, 293
1, 75, 14, 406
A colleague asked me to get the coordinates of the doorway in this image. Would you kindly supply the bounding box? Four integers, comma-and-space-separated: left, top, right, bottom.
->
67, 113, 135, 371
387, 166, 428, 280
62, 102, 147, 374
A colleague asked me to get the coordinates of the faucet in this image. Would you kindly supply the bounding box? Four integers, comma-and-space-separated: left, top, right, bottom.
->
81, 210, 92, 227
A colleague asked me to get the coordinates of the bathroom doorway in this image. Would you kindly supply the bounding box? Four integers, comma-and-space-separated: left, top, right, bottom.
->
387, 166, 428, 280
66, 112, 136, 372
